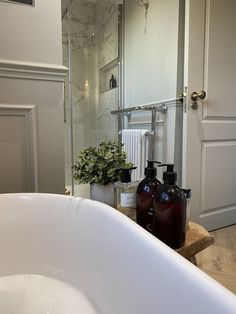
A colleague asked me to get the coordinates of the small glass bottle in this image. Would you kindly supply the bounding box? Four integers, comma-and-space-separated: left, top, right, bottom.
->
109, 74, 117, 89
114, 167, 138, 221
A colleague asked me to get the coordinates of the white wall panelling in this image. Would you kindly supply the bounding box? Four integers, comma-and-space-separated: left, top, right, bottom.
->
0, 66, 67, 193
0, 0, 67, 193
0, 104, 38, 193
0, 59, 67, 82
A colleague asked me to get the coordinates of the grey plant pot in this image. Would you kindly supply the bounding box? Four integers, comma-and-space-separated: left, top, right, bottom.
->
90, 183, 115, 207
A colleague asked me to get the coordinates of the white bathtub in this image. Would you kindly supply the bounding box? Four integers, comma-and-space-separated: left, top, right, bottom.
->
0, 193, 235, 313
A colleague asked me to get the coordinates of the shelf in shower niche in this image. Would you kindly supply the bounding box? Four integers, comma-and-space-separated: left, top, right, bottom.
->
100, 86, 118, 95
99, 58, 119, 72
99, 58, 119, 94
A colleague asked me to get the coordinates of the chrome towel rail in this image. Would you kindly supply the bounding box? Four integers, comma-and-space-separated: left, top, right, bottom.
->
110, 96, 183, 116
112, 97, 183, 159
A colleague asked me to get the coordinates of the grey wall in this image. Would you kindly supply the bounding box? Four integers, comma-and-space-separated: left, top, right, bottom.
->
123, 0, 184, 182
124, 0, 182, 106
0, 0, 62, 64
0, 0, 67, 193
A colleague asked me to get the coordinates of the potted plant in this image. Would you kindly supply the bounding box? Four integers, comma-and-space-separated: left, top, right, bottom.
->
72, 140, 132, 206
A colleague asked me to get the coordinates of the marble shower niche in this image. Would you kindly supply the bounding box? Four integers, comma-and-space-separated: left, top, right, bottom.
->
62, 0, 121, 188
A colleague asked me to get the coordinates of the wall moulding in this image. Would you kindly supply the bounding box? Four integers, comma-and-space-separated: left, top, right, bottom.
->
0, 104, 38, 192
0, 59, 68, 82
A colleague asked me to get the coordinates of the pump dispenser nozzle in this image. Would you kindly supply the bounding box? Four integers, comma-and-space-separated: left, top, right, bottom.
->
145, 160, 161, 178
158, 163, 177, 184
117, 167, 137, 183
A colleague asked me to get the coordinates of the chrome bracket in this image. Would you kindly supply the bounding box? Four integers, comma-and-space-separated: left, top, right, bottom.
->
160, 104, 168, 114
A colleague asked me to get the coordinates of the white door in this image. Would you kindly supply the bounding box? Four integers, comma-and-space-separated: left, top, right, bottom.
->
182, 0, 236, 230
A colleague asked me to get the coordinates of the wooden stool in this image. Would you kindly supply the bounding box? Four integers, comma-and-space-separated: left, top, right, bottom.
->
176, 222, 215, 264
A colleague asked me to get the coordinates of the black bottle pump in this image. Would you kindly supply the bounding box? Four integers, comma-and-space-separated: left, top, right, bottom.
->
162, 164, 177, 184
145, 160, 161, 178
117, 166, 137, 182
153, 163, 186, 249
136, 161, 161, 232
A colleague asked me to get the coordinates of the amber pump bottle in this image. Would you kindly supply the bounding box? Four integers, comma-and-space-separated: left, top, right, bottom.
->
136, 161, 161, 232
153, 164, 186, 249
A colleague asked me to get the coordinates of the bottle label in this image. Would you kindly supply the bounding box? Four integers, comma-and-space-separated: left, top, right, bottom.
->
120, 192, 136, 208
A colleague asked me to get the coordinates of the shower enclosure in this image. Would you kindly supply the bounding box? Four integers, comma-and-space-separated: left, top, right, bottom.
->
61, 0, 123, 196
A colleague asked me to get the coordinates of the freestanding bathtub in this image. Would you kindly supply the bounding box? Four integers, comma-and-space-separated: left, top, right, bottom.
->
0, 193, 235, 313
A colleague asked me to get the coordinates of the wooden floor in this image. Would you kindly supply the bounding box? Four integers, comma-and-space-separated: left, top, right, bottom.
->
196, 224, 236, 294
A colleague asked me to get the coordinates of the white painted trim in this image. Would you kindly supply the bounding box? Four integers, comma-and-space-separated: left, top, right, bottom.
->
0, 104, 39, 191
0, 0, 35, 6
0, 59, 68, 82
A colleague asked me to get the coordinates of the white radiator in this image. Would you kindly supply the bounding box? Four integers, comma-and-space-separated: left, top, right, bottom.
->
122, 129, 151, 181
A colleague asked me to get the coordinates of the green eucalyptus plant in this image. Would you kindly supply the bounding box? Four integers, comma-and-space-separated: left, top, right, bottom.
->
73, 141, 132, 185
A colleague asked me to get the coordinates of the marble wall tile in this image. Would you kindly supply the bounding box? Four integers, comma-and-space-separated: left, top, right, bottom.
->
96, 0, 120, 144
98, 87, 119, 142
63, 0, 97, 185
96, 0, 119, 68
62, 0, 121, 185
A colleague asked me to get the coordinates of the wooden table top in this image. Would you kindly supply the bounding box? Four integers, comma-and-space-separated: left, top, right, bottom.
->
176, 222, 215, 260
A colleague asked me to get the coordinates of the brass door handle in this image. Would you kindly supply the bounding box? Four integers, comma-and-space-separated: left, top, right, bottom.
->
191, 90, 206, 102
191, 90, 206, 110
